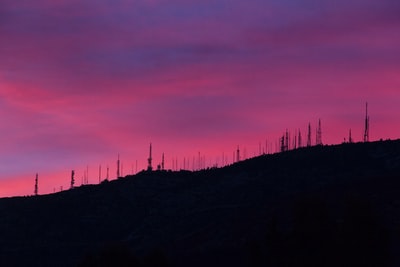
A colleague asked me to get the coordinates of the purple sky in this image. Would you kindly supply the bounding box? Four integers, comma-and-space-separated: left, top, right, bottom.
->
1, 0, 400, 196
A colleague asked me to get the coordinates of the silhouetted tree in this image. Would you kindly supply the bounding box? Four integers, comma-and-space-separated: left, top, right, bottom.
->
71, 170, 75, 189
34, 173, 38, 196
142, 249, 170, 267
78, 244, 169, 267
338, 197, 389, 267
78, 243, 139, 267
263, 195, 390, 267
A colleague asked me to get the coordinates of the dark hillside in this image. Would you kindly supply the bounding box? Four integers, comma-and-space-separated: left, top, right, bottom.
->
1, 140, 400, 266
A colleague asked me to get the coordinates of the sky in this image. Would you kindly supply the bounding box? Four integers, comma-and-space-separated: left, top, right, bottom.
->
1, 0, 400, 197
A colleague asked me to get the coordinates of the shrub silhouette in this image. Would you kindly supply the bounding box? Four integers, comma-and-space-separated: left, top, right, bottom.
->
264, 195, 390, 267
142, 249, 170, 267
78, 244, 170, 267
288, 196, 334, 267
78, 243, 139, 267
337, 197, 389, 267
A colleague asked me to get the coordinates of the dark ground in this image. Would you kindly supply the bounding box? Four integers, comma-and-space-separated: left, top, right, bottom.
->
1, 140, 400, 266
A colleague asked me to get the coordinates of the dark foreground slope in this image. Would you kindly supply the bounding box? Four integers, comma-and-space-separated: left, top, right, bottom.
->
1, 140, 400, 266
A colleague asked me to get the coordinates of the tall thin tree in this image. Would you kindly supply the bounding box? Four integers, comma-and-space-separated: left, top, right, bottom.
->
298, 129, 302, 148
70, 170, 75, 189
34, 173, 38, 196
316, 119, 322, 145
307, 123, 312, 147
147, 143, 153, 171
363, 102, 370, 142
117, 154, 120, 178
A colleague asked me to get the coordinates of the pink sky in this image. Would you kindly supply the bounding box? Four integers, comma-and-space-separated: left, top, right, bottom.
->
1, 0, 400, 197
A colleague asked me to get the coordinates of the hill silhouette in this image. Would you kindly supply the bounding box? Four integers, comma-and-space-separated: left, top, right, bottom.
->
1, 140, 400, 266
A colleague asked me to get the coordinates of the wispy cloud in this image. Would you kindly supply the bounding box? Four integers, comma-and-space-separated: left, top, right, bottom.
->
1, 0, 400, 196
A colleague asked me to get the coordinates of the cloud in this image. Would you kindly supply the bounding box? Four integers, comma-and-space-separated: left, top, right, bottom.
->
0, 0, 400, 196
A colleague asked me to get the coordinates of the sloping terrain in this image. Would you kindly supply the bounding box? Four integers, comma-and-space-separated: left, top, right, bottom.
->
1, 140, 400, 266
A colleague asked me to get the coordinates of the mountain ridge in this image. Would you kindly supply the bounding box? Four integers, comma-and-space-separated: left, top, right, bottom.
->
1, 139, 400, 266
